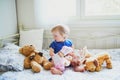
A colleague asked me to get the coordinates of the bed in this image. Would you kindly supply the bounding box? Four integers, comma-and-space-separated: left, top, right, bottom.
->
0, 28, 120, 80
0, 42, 120, 80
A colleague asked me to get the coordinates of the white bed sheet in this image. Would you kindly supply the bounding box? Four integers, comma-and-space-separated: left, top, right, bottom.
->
0, 49, 120, 80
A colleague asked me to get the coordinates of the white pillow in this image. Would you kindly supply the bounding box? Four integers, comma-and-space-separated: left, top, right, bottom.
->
19, 29, 44, 51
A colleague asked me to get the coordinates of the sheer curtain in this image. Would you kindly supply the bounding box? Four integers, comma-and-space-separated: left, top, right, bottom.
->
34, 0, 76, 26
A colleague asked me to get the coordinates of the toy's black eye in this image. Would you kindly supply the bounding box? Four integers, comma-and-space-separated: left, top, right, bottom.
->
38, 52, 43, 56
29, 55, 35, 60
30, 45, 32, 46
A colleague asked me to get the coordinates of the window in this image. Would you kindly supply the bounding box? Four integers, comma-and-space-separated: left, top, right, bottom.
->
38, 0, 76, 25
35, 0, 120, 25
85, 0, 120, 16
83, 0, 120, 19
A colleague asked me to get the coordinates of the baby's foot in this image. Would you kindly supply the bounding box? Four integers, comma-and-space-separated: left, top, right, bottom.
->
51, 67, 63, 75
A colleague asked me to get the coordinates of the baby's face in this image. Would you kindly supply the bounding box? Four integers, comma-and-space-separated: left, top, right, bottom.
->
52, 31, 64, 42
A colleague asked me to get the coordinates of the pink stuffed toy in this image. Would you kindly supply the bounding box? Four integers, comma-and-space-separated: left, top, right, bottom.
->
51, 53, 72, 75
53, 54, 65, 72
71, 56, 85, 72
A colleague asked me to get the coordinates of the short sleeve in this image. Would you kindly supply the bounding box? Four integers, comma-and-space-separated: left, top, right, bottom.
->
66, 39, 73, 47
69, 40, 73, 46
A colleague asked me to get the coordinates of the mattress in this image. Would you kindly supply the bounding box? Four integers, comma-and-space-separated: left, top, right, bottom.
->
0, 45, 120, 80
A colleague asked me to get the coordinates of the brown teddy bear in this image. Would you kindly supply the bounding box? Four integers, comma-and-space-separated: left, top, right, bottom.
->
19, 45, 35, 57
31, 60, 42, 73
24, 52, 36, 69
19, 45, 53, 73
33, 52, 53, 70
85, 52, 112, 72
30, 53, 43, 73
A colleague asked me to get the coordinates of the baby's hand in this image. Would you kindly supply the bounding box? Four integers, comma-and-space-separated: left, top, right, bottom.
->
60, 46, 73, 55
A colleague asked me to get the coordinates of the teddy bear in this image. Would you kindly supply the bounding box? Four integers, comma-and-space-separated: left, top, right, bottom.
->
24, 52, 36, 69
19, 45, 53, 73
23, 51, 43, 73
19, 45, 35, 57
33, 52, 53, 70
31, 60, 42, 73
29, 52, 43, 73
84, 52, 112, 72
30, 52, 53, 72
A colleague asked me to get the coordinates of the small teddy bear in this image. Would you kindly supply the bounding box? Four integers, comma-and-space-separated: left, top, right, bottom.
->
30, 53, 43, 73
85, 52, 112, 72
19, 45, 53, 73
34, 52, 53, 70
24, 51, 53, 73
31, 60, 42, 73
23, 51, 42, 73
24, 52, 36, 69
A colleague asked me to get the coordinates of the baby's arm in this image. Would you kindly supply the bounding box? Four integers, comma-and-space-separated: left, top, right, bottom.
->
71, 45, 74, 50
49, 48, 54, 57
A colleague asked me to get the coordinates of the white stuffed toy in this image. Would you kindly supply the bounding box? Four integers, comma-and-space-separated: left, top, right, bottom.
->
52, 54, 71, 72
60, 46, 73, 55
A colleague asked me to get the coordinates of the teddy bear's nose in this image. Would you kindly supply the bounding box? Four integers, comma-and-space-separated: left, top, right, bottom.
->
30, 45, 32, 46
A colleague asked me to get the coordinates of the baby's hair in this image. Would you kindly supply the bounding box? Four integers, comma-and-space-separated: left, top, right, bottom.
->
51, 24, 70, 39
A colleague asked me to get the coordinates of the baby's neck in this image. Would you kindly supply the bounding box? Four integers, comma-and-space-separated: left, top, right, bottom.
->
56, 39, 66, 42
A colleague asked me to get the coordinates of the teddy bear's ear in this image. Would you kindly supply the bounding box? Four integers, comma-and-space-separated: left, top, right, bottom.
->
93, 59, 98, 67
38, 52, 43, 56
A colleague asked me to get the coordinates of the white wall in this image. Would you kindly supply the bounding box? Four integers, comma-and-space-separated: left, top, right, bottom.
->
16, 0, 35, 28
43, 27, 120, 49
0, 0, 17, 37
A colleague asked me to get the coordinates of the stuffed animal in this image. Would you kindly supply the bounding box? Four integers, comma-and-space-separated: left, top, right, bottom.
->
59, 46, 85, 72
23, 52, 42, 73
52, 54, 67, 72
50, 54, 72, 75
30, 54, 43, 73
24, 52, 36, 69
31, 60, 42, 73
19, 45, 53, 73
71, 56, 85, 72
34, 52, 53, 70
85, 52, 112, 72
79, 46, 92, 58
19, 45, 35, 57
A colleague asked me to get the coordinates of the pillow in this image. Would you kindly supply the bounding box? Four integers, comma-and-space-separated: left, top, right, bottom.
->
19, 29, 44, 51
0, 43, 25, 71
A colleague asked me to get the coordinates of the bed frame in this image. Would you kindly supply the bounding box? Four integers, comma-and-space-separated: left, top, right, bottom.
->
0, 33, 19, 48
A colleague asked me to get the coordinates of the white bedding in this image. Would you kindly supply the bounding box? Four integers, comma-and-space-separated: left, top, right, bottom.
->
0, 46, 120, 80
